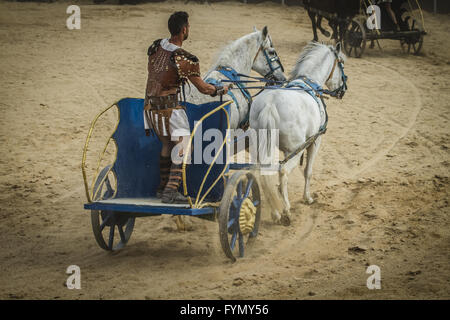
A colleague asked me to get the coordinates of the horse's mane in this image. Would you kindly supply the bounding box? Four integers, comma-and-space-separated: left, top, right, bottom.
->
290, 41, 346, 80
290, 42, 330, 80
207, 32, 260, 74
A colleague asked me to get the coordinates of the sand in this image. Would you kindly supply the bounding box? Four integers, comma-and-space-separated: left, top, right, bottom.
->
0, 0, 449, 299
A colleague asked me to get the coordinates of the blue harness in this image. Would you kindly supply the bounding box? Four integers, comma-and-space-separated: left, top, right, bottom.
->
205, 67, 253, 128
286, 76, 328, 133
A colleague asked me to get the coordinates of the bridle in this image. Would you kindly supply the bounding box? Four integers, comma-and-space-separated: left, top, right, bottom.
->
253, 36, 285, 80
325, 48, 347, 99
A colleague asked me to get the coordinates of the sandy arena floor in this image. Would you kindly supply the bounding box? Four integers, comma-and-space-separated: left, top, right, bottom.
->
0, 0, 449, 299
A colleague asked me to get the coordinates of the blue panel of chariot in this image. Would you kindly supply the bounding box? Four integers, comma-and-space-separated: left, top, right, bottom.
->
111, 98, 229, 202
182, 101, 230, 202
113, 98, 161, 198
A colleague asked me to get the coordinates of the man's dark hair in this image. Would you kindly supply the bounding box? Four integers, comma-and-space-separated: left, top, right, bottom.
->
168, 11, 189, 36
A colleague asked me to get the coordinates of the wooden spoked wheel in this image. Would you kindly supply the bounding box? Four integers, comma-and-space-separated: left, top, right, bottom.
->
219, 171, 261, 262
90, 165, 135, 251
400, 16, 423, 55
343, 18, 366, 58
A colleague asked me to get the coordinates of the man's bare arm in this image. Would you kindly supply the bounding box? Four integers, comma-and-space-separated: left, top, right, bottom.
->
189, 76, 229, 96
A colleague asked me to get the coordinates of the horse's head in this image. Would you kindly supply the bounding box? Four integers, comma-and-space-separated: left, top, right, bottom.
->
252, 26, 286, 82
325, 42, 347, 99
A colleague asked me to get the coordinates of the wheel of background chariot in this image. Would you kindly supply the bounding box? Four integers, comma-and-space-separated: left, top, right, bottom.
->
343, 18, 366, 58
400, 16, 423, 55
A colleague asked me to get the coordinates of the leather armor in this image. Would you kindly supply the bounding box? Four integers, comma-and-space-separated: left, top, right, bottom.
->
144, 39, 200, 111
144, 39, 201, 138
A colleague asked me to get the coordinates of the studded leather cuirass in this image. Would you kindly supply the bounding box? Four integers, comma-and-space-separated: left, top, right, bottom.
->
145, 46, 180, 100
144, 39, 200, 111
143, 39, 201, 138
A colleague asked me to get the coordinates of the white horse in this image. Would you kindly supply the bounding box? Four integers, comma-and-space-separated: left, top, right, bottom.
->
250, 42, 347, 225
185, 26, 286, 129
174, 27, 286, 231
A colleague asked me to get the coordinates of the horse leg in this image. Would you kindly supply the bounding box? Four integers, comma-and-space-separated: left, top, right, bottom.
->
278, 151, 303, 226
317, 16, 331, 38
303, 136, 321, 204
330, 20, 340, 42
307, 10, 319, 42
261, 173, 282, 223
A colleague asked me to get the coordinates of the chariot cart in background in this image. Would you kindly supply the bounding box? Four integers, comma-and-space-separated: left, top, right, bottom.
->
304, 0, 427, 58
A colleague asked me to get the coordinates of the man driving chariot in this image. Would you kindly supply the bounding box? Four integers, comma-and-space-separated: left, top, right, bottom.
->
143, 11, 230, 204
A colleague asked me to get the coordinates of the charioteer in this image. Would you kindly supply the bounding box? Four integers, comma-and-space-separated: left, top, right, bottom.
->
143, 11, 230, 204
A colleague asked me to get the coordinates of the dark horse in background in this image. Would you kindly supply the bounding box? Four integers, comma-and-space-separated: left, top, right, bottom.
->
303, 0, 360, 42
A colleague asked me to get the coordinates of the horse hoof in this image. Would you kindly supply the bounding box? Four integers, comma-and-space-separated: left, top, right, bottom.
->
271, 210, 281, 223
280, 215, 291, 226
304, 197, 314, 205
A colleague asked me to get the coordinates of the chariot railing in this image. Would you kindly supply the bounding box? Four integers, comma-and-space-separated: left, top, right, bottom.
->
182, 100, 233, 209
81, 100, 123, 203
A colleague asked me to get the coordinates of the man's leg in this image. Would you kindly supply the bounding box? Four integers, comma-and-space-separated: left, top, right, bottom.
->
384, 2, 399, 30
156, 135, 173, 198
161, 135, 190, 203
161, 109, 191, 204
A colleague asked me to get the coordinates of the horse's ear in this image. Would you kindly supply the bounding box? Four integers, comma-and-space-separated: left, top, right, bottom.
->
253, 26, 258, 32
336, 42, 342, 53
262, 26, 268, 39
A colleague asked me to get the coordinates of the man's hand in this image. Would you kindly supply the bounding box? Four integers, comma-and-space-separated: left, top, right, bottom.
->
215, 84, 231, 96
222, 84, 231, 95
211, 84, 232, 97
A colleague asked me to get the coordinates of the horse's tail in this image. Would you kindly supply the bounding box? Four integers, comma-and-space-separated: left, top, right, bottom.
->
256, 102, 284, 222
257, 102, 279, 165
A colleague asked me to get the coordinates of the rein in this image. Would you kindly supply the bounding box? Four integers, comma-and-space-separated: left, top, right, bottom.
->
252, 36, 285, 80
325, 58, 338, 83
322, 49, 347, 99
205, 67, 255, 128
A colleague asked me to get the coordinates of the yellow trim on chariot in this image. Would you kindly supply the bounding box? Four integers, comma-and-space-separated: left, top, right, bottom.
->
182, 100, 233, 209
91, 139, 119, 202
82, 98, 131, 203
409, 0, 426, 32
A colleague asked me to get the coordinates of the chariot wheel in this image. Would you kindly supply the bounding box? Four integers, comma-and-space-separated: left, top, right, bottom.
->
400, 15, 423, 55
219, 171, 261, 262
91, 165, 135, 251
343, 18, 366, 58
